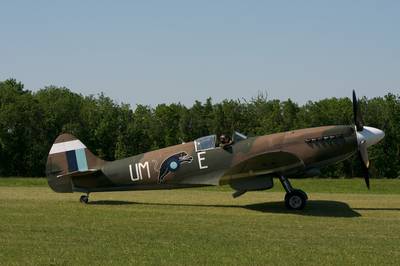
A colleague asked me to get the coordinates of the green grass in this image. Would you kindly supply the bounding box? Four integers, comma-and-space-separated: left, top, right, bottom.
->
0, 179, 400, 265
1, 177, 400, 194
0, 177, 47, 187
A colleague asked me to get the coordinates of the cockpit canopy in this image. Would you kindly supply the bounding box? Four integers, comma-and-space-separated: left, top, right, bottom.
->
194, 131, 247, 151
232, 131, 247, 142
194, 135, 217, 151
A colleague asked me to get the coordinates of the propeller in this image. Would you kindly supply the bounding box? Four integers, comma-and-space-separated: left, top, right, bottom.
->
352, 90, 370, 189
352, 90, 364, 131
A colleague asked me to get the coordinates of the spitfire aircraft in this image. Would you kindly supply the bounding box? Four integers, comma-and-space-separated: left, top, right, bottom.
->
46, 91, 384, 210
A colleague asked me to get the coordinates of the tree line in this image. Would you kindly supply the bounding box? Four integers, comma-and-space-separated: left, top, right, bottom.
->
0, 79, 399, 178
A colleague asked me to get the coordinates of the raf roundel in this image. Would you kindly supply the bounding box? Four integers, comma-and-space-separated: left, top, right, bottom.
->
170, 161, 178, 170
168, 159, 180, 171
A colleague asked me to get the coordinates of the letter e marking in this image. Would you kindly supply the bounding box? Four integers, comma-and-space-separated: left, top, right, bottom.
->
197, 151, 208, 169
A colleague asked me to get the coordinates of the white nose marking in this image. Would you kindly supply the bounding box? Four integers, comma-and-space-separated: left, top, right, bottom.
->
356, 126, 385, 147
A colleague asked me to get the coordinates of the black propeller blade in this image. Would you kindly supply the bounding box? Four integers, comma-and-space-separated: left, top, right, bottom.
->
359, 150, 370, 189
352, 90, 364, 131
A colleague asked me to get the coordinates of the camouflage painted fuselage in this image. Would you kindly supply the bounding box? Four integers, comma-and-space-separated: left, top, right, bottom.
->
46, 125, 357, 193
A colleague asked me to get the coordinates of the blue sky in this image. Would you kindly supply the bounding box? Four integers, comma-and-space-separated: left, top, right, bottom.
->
1, 0, 399, 106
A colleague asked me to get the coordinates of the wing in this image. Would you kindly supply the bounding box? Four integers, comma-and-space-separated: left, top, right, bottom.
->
222, 151, 305, 181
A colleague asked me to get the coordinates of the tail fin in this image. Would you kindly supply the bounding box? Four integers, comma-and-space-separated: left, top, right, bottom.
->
46, 133, 105, 192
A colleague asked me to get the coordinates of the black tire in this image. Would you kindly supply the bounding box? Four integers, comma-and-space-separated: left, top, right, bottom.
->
284, 189, 307, 210
80, 195, 89, 204
297, 189, 308, 200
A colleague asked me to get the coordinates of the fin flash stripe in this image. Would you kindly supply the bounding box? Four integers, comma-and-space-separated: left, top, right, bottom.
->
49, 140, 86, 154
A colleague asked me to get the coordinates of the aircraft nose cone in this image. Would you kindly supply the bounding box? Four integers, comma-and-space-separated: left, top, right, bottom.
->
356, 126, 385, 147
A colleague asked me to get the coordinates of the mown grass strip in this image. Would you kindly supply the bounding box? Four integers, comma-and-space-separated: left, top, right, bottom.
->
0, 177, 399, 194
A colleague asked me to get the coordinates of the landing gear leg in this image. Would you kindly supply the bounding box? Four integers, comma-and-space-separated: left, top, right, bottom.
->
278, 176, 308, 210
80, 193, 89, 204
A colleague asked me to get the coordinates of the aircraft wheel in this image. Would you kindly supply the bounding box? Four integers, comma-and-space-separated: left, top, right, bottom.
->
284, 190, 307, 210
80, 195, 89, 204
297, 189, 308, 200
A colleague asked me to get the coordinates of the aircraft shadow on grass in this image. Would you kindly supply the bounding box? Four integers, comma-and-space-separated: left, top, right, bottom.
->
88, 200, 135, 206
244, 200, 361, 218
89, 200, 361, 218
353, 207, 400, 211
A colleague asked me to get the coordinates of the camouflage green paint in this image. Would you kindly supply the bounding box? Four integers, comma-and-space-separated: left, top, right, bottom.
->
46, 125, 358, 193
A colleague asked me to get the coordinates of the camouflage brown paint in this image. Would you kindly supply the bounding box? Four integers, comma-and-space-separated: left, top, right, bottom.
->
46, 125, 358, 194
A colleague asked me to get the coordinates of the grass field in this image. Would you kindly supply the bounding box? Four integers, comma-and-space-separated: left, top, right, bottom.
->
0, 178, 399, 265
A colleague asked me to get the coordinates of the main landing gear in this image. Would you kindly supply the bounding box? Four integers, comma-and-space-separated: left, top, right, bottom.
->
80, 193, 89, 204
279, 176, 308, 210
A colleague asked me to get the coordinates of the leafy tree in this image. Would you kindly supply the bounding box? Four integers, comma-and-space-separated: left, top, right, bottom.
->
0, 79, 46, 176
0, 78, 398, 178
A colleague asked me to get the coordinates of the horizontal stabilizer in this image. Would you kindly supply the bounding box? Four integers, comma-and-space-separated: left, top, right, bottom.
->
56, 169, 101, 179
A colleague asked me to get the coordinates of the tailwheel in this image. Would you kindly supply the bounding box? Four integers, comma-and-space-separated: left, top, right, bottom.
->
284, 189, 307, 210
80, 195, 89, 204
